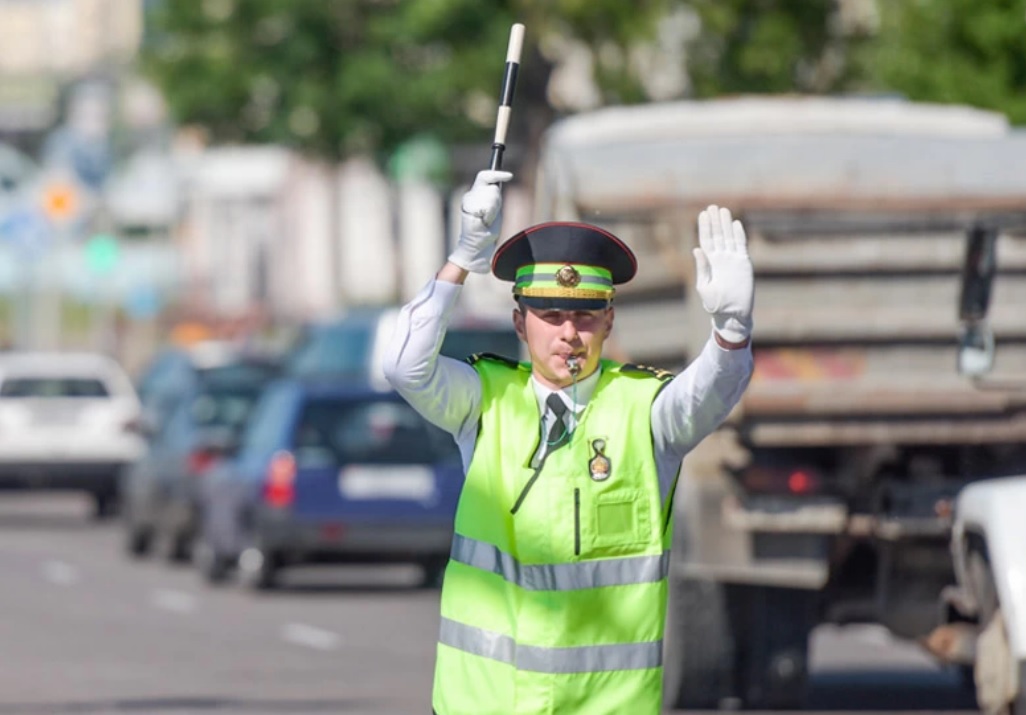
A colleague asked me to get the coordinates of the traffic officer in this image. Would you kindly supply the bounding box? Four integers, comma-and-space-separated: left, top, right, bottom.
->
382, 169, 754, 715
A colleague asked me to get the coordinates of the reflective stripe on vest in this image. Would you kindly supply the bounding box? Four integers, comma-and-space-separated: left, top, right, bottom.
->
451, 533, 669, 591
439, 617, 663, 673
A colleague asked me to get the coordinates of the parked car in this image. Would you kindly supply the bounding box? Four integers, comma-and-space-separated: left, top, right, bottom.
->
0, 351, 145, 517
121, 355, 280, 561
134, 341, 278, 431
283, 306, 520, 388
194, 379, 463, 589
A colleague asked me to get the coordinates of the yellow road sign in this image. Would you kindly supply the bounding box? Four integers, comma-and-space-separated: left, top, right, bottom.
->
40, 180, 78, 223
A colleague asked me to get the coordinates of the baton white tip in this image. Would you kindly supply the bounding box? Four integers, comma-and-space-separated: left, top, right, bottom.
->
507, 23, 526, 63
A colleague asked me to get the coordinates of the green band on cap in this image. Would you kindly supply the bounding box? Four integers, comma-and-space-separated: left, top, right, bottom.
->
512, 262, 615, 302
515, 263, 612, 281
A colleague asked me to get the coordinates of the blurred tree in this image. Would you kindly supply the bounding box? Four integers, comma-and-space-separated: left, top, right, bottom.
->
858, 0, 1026, 123
141, 0, 677, 165
685, 0, 871, 97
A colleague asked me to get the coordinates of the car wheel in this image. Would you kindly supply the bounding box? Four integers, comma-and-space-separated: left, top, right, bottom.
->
238, 546, 280, 591
124, 523, 153, 558
158, 526, 193, 564
194, 540, 231, 585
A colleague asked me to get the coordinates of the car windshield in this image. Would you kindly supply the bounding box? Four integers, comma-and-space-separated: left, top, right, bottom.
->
199, 362, 280, 384
189, 386, 264, 433
292, 397, 459, 467
0, 378, 110, 398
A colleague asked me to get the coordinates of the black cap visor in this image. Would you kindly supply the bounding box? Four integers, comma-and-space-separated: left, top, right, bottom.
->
517, 295, 612, 311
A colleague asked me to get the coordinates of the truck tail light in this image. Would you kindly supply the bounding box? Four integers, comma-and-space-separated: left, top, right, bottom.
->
263, 451, 296, 508
739, 465, 822, 495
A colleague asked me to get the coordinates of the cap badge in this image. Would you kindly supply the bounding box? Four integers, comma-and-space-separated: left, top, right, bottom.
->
588, 438, 611, 482
555, 265, 581, 288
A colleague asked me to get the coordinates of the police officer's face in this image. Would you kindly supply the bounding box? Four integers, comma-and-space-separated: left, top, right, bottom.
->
513, 305, 614, 388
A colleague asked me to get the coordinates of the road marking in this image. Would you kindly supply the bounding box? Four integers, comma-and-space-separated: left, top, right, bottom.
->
281, 623, 341, 651
150, 589, 198, 614
41, 560, 79, 585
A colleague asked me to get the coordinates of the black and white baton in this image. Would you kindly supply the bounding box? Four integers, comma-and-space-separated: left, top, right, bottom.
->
489, 23, 525, 171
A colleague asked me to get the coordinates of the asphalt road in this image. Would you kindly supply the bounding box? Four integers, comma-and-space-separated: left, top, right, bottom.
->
0, 493, 980, 715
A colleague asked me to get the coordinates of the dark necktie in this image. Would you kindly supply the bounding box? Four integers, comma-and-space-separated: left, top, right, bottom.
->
543, 393, 570, 455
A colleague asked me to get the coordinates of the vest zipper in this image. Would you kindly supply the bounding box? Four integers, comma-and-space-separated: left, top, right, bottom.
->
574, 488, 581, 556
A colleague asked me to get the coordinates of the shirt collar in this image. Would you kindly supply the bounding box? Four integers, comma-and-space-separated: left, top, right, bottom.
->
531, 364, 602, 416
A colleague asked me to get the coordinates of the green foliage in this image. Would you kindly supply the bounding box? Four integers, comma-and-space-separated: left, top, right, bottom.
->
686, 0, 866, 96
142, 0, 1026, 162
686, 0, 1026, 126
142, 0, 511, 160
141, 0, 673, 162
858, 0, 1026, 123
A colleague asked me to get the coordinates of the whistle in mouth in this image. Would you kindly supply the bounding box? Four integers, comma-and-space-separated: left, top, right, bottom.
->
567, 356, 581, 376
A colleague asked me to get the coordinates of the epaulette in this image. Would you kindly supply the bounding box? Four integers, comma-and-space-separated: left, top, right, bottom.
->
465, 352, 522, 369
620, 362, 675, 382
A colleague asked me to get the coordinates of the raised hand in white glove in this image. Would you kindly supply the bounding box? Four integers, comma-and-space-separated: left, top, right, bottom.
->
693, 204, 754, 346
448, 169, 514, 274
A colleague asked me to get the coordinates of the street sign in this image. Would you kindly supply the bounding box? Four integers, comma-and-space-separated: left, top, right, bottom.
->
0, 207, 50, 259
41, 180, 78, 224
85, 233, 120, 275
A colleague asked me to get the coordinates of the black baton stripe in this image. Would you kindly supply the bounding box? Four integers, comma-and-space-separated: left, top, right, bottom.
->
498, 63, 520, 106
489, 145, 506, 171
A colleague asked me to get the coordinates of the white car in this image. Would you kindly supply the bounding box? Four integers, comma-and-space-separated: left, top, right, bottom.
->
0, 351, 146, 517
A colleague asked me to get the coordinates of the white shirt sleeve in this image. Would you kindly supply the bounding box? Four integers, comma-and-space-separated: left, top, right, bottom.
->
380, 279, 483, 472
651, 334, 753, 462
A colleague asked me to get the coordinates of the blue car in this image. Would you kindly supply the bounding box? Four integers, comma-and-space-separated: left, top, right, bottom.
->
194, 379, 463, 589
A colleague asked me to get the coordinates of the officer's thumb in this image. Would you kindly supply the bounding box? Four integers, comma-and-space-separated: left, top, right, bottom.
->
473, 170, 514, 189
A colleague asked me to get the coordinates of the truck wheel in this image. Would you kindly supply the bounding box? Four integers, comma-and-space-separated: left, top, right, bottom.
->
731, 584, 814, 710
969, 550, 1026, 715
662, 575, 735, 709
418, 558, 448, 589
93, 492, 117, 520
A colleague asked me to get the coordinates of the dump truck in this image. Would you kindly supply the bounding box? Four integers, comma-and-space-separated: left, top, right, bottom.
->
529, 96, 1026, 709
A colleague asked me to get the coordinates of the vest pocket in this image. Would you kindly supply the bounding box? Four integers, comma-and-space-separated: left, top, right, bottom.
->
584, 488, 651, 557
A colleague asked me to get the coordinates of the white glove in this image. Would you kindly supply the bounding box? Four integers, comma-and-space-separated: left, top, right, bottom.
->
448, 169, 514, 273
693, 204, 754, 344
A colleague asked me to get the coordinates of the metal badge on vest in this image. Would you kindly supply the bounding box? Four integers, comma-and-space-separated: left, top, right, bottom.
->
589, 437, 612, 481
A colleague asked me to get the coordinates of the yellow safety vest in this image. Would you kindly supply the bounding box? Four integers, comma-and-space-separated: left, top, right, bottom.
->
433, 356, 675, 715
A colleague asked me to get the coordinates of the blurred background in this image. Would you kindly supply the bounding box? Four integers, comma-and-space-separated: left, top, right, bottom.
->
0, 1, 1024, 714
1, 0, 1018, 367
